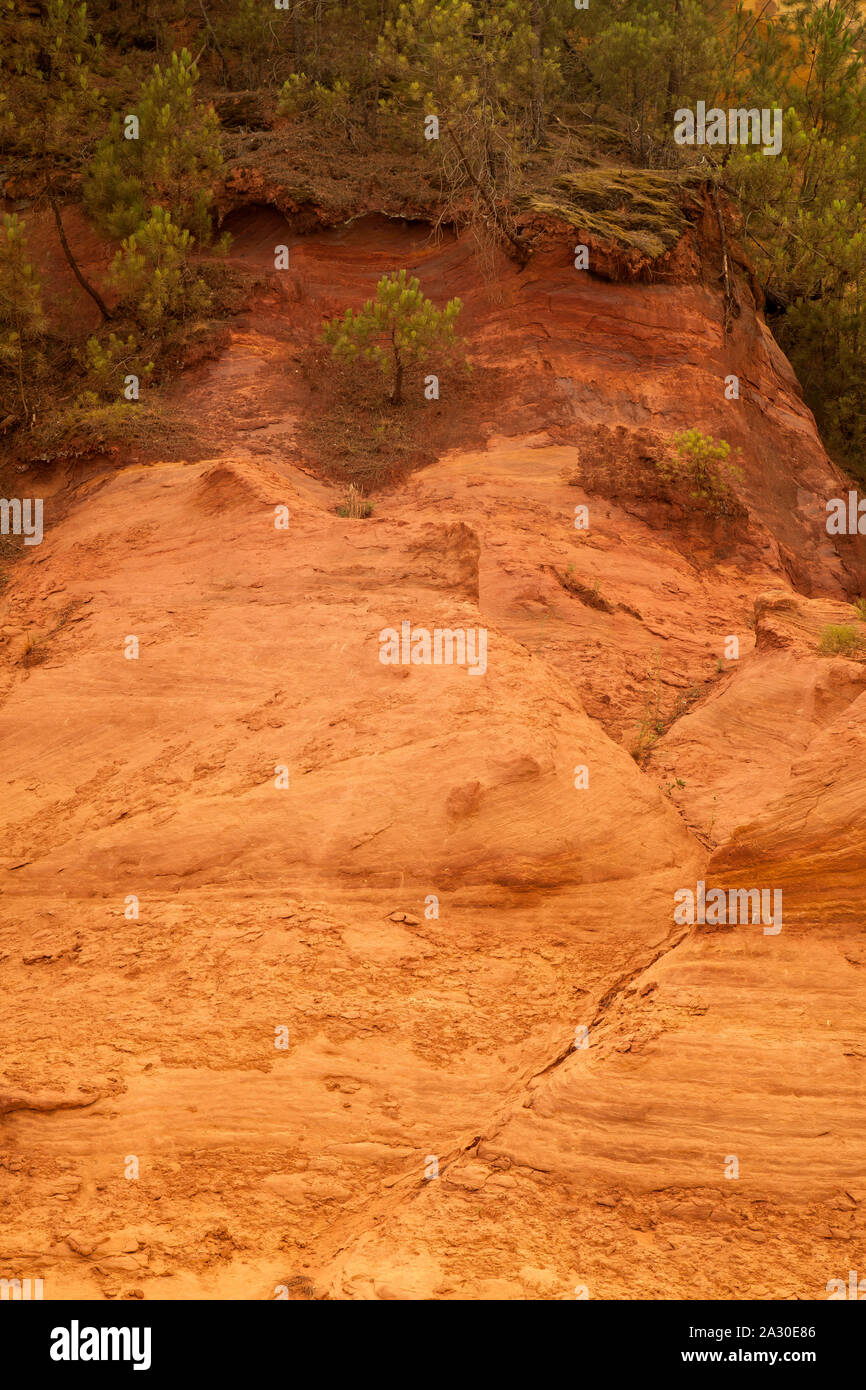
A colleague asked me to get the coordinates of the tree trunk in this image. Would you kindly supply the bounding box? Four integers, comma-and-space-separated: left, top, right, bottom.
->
391, 346, 403, 405
198, 0, 229, 84
14, 317, 29, 420
50, 197, 113, 322
445, 128, 530, 267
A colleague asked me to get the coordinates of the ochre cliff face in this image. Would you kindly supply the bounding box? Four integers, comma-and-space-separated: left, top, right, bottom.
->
1, 205, 864, 1299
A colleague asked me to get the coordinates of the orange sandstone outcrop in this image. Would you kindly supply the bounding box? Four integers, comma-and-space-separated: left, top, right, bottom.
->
1, 205, 864, 1300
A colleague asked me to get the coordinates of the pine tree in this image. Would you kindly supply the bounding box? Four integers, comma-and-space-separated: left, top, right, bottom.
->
376, 0, 564, 260
322, 269, 463, 405
658, 429, 743, 516
111, 206, 212, 333
0, 214, 45, 424
0, 2, 112, 321
0, 0, 103, 162
723, 1, 866, 469
84, 48, 223, 242
583, 0, 725, 161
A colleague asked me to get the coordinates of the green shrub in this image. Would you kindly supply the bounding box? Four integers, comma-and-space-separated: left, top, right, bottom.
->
0, 213, 44, 422
80, 333, 153, 400
24, 395, 165, 462
656, 429, 744, 516
818, 624, 866, 657
111, 208, 212, 333
84, 49, 222, 242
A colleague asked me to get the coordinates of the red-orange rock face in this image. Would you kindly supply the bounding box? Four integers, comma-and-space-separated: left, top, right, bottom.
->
1, 206, 864, 1300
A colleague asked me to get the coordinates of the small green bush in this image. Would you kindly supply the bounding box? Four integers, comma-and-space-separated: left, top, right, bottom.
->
23, 395, 165, 462
818, 624, 866, 657
111, 208, 212, 333
80, 333, 153, 400
656, 429, 744, 516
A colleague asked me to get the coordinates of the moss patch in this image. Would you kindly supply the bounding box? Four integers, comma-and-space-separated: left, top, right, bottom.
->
525, 165, 701, 258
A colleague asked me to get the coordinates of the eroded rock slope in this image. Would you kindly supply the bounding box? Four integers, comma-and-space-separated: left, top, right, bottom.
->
1, 205, 864, 1299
